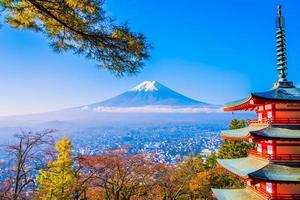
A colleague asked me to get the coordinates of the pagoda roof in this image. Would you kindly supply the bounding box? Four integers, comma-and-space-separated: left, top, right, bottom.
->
221, 125, 267, 140
251, 125, 300, 139
224, 87, 300, 111
217, 157, 268, 177
224, 97, 250, 109
249, 162, 300, 182
218, 157, 300, 182
224, 96, 254, 111
252, 87, 300, 101
222, 125, 300, 140
212, 188, 265, 200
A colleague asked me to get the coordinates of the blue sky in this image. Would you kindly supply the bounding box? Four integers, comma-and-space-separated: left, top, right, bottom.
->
0, 0, 300, 116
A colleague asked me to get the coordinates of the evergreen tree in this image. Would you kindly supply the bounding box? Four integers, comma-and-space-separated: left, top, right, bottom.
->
205, 151, 218, 169
229, 119, 248, 129
218, 119, 255, 159
217, 140, 253, 159
1, 0, 150, 76
36, 137, 77, 200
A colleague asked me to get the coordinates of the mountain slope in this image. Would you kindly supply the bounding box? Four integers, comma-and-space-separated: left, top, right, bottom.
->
87, 81, 212, 108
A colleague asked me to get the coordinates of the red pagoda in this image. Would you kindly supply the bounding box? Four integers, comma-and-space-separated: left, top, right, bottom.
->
212, 5, 300, 200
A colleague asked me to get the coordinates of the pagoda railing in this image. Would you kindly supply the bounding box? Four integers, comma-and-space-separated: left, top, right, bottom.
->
249, 118, 271, 125
248, 186, 300, 200
269, 194, 300, 200
249, 118, 300, 125
248, 150, 300, 161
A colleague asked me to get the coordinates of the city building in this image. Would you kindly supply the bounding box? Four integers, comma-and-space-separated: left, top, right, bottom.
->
212, 5, 300, 200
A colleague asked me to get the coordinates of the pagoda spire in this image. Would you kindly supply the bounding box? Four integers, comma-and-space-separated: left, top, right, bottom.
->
273, 5, 294, 88
276, 5, 287, 81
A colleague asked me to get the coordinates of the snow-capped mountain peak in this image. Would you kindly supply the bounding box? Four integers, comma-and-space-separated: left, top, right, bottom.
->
131, 81, 159, 92
84, 80, 217, 108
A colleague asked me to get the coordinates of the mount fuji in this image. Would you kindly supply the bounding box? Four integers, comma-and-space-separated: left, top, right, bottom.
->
0, 81, 222, 128
74, 81, 220, 112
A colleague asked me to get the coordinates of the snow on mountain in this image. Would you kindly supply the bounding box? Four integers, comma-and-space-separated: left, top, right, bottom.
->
131, 81, 160, 92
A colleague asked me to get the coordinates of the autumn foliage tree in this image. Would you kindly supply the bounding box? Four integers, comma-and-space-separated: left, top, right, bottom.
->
189, 168, 242, 200
78, 150, 164, 200
1, 0, 150, 76
78, 153, 210, 200
144, 155, 205, 200
189, 171, 212, 200
36, 137, 78, 200
188, 119, 252, 199
0, 130, 54, 200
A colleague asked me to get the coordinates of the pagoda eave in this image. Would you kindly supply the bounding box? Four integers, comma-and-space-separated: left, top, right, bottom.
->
224, 96, 267, 112
212, 188, 266, 200
221, 135, 251, 141
248, 162, 300, 183
218, 157, 300, 183
221, 125, 268, 141
250, 132, 300, 141
217, 157, 269, 178
250, 125, 300, 140
224, 87, 300, 112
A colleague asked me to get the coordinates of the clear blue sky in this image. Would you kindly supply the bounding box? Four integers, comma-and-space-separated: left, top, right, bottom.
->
0, 0, 300, 116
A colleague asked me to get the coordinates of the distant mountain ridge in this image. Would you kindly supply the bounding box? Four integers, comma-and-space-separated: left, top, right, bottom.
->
80, 81, 215, 109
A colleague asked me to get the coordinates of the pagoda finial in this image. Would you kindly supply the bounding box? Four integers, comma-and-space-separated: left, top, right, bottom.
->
277, 5, 283, 27
273, 4, 294, 88
276, 5, 287, 81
